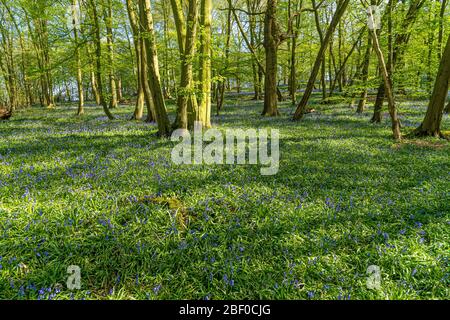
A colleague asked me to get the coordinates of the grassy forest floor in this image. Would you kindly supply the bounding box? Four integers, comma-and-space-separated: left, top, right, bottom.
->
0, 95, 449, 300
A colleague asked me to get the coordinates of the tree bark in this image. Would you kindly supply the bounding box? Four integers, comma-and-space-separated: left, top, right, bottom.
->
72, 0, 84, 115
139, 0, 171, 136
370, 0, 425, 123
293, 0, 351, 120
126, 0, 145, 120
414, 35, 450, 138
368, 3, 402, 140
262, 0, 283, 117
172, 0, 199, 130
104, 0, 118, 109
357, 33, 372, 113
198, 0, 212, 128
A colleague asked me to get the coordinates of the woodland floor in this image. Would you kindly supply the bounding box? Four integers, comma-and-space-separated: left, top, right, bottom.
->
0, 95, 449, 300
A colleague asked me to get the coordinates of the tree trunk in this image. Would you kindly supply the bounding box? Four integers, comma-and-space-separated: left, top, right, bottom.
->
126, 0, 145, 120
370, 0, 425, 122
104, 0, 118, 109
198, 0, 212, 128
357, 33, 372, 113
288, 0, 303, 105
438, 0, 448, 60
72, 0, 84, 115
172, 0, 198, 130
293, 0, 350, 120
90, 68, 101, 105
89, 0, 115, 120
414, 35, 450, 138
217, 1, 232, 115
262, 0, 281, 117
369, 3, 401, 140
444, 101, 450, 114
311, 0, 327, 101
139, 0, 171, 136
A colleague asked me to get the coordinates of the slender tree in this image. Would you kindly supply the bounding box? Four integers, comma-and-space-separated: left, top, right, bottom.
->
88, 0, 115, 120
139, 0, 171, 136
293, 0, 351, 120
413, 34, 450, 138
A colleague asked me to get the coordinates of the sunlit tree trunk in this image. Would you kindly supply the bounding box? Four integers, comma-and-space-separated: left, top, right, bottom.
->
139, 0, 171, 136
438, 0, 448, 60
198, 0, 212, 128
357, 33, 372, 113
104, 0, 118, 109
171, 0, 199, 130
0, 21, 18, 111
2, 0, 32, 107
72, 0, 84, 115
262, 0, 282, 117
414, 35, 450, 138
217, 2, 232, 114
126, 0, 145, 120
368, 1, 401, 140
293, 0, 350, 120
370, 0, 425, 123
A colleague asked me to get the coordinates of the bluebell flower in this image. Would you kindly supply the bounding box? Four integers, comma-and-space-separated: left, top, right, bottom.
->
153, 284, 162, 295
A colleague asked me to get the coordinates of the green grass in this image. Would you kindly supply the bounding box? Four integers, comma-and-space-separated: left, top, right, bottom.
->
0, 96, 449, 300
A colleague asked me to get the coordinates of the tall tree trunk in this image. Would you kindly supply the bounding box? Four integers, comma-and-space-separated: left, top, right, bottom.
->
288, 0, 303, 105
89, 0, 115, 120
357, 33, 372, 113
438, 0, 448, 60
217, 2, 232, 115
126, 0, 145, 120
162, 0, 172, 99
414, 35, 450, 138
72, 0, 84, 115
0, 23, 18, 111
368, 2, 401, 140
293, 0, 351, 120
90, 68, 101, 105
172, 0, 199, 130
247, 0, 262, 101
139, 34, 157, 123
370, 0, 425, 123
104, 0, 118, 109
444, 101, 450, 113
262, 0, 281, 117
139, 0, 171, 136
312, 0, 327, 101
198, 0, 212, 128
2, 0, 32, 107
